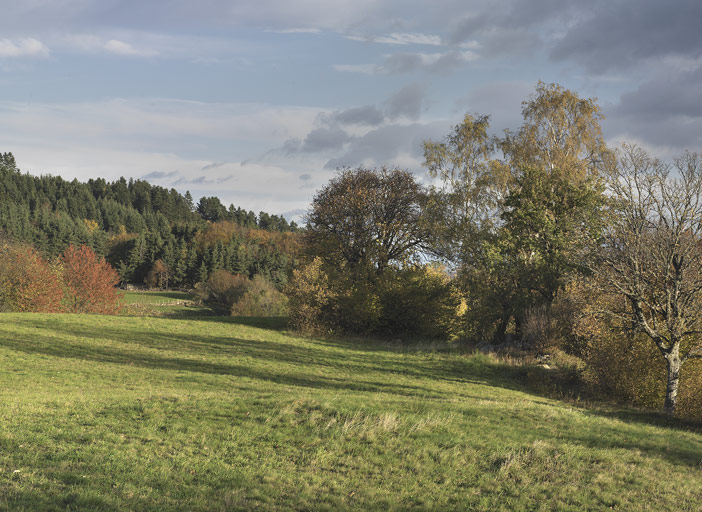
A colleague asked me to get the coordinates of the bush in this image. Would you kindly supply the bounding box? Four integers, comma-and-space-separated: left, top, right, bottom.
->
0, 243, 64, 313
521, 299, 579, 353
557, 277, 702, 420
198, 269, 287, 317
197, 269, 249, 312
230, 275, 288, 317
61, 244, 123, 314
286, 259, 464, 340
378, 265, 464, 341
286, 257, 336, 334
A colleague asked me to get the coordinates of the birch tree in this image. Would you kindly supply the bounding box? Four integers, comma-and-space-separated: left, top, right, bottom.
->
599, 145, 702, 414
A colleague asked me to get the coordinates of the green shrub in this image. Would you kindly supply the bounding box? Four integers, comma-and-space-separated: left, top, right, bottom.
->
230, 275, 287, 317
285, 257, 336, 334
197, 269, 248, 312
377, 265, 464, 341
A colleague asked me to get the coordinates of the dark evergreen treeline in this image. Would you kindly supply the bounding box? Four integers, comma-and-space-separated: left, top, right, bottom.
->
0, 152, 300, 289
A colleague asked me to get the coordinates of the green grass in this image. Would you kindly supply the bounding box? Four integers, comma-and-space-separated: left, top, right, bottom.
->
122, 290, 194, 305
121, 290, 213, 318
0, 313, 700, 511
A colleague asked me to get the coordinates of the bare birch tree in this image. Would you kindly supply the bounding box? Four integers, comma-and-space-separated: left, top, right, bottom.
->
599, 145, 702, 414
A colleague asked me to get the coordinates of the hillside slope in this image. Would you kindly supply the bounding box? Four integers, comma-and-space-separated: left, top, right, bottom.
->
0, 313, 700, 511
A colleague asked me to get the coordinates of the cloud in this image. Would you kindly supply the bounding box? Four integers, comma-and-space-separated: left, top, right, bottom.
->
384, 83, 427, 120
604, 65, 702, 154
332, 105, 385, 126
383, 50, 477, 73
142, 170, 179, 180
63, 34, 160, 57
0, 38, 49, 58
454, 80, 533, 132
347, 32, 442, 46
324, 121, 448, 170
300, 125, 351, 153
550, 0, 702, 72
104, 39, 159, 57
332, 63, 376, 74
202, 161, 228, 170
267, 28, 321, 34
334, 49, 478, 76
278, 83, 426, 164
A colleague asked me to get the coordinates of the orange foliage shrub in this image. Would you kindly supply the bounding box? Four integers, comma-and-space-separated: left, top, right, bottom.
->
0, 244, 64, 313
61, 244, 123, 314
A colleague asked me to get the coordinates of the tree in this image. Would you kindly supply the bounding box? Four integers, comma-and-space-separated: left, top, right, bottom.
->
501, 165, 605, 308
197, 196, 227, 222
306, 166, 432, 279
502, 81, 610, 179
596, 145, 702, 415
423, 114, 507, 263
145, 259, 169, 289
61, 244, 123, 314
423, 83, 609, 342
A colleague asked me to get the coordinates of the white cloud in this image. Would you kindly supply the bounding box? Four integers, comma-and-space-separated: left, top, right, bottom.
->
332, 63, 376, 74
334, 50, 478, 75
63, 34, 159, 57
347, 32, 442, 46
104, 39, 159, 57
267, 28, 322, 34
0, 38, 49, 58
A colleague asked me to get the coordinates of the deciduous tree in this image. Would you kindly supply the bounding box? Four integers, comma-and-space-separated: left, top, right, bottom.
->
596, 145, 702, 415
306, 166, 432, 279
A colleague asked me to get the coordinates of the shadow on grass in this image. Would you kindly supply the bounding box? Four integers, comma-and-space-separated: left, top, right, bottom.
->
3, 315, 702, 468
0, 319, 449, 399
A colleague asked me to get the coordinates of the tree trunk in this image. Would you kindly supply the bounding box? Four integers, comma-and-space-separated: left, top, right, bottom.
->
664, 349, 681, 415
493, 315, 509, 343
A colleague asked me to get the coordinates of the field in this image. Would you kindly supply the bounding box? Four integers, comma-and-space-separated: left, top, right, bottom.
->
0, 293, 701, 510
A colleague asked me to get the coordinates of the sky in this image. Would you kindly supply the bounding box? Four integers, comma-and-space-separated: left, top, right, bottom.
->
1, 0, 701, 220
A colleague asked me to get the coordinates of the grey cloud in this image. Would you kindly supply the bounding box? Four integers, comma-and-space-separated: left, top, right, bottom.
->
383, 53, 425, 73
346, 50, 478, 76
325, 121, 449, 169
551, 0, 702, 72
449, 0, 579, 54
333, 105, 385, 126
614, 67, 702, 121
281, 208, 306, 222
174, 173, 236, 185
299, 173, 312, 182
0, 1, 470, 36
384, 82, 426, 120
142, 170, 179, 180
202, 161, 227, 170
605, 66, 702, 152
427, 51, 478, 72
300, 125, 351, 152
454, 80, 533, 133
279, 83, 429, 159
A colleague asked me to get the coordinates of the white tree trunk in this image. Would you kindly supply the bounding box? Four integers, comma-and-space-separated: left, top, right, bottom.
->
664, 349, 681, 415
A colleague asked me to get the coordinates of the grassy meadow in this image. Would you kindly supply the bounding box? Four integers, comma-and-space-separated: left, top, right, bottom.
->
0, 293, 700, 510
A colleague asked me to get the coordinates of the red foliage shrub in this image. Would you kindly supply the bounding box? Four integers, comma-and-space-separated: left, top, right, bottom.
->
61, 244, 123, 314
